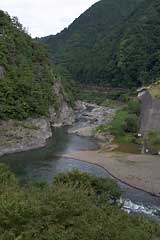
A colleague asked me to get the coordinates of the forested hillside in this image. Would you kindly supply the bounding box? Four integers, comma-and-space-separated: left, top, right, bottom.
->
0, 11, 56, 120
42, 0, 142, 52
42, 0, 160, 88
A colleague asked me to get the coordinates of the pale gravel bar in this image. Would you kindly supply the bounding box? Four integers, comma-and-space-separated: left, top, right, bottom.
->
62, 150, 160, 197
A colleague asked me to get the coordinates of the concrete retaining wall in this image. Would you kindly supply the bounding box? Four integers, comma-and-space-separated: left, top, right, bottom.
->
138, 90, 160, 136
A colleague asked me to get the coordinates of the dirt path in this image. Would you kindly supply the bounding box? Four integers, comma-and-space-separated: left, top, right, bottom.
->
62, 150, 160, 197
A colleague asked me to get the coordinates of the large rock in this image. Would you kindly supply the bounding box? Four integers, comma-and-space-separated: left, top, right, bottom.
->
68, 101, 116, 137
49, 103, 75, 127
50, 80, 75, 127
0, 117, 52, 157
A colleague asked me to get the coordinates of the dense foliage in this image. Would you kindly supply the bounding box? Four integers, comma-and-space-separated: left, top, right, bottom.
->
76, 85, 136, 106
42, 0, 160, 88
0, 165, 159, 240
0, 11, 55, 120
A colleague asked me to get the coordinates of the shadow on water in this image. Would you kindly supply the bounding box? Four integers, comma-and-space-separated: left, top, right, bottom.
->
0, 127, 99, 182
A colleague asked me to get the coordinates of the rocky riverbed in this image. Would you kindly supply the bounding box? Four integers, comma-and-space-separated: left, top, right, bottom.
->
0, 101, 116, 157
68, 101, 116, 138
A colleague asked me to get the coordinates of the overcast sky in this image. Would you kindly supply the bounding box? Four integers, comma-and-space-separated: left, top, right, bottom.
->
0, 0, 98, 37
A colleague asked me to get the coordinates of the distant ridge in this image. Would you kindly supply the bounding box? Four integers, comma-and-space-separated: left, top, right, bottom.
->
42, 0, 160, 88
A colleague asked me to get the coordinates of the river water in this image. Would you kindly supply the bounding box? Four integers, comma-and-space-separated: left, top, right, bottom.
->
0, 127, 160, 220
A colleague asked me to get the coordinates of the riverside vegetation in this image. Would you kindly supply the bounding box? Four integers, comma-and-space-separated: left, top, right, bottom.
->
96, 99, 140, 144
147, 131, 160, 150
0, 165, 160, 240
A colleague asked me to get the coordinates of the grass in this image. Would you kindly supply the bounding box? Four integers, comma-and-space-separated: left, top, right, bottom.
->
95, 99, 140, 144
116, 134, 137, 144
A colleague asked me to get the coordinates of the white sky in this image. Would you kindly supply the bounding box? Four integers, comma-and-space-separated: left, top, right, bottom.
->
0, 0, 98, 37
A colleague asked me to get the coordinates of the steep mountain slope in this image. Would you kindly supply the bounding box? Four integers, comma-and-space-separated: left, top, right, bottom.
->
0, 11, 74, 121
94, 0, 160, 87
42, 0, 160, 88
42, 0, 142, 51
42, 0, 143, 86
0, 11, 53, 120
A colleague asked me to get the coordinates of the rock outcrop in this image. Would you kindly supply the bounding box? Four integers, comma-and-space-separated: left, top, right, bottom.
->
0, 79, 75, 157
68, 101, 116, 138
49, 80, 75, 127
0, 118, 52, 157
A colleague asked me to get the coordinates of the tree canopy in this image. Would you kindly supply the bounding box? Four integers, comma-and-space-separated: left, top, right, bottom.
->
0, 11, 54, 120
42, 0, 160, 88
0, 165, 159, 240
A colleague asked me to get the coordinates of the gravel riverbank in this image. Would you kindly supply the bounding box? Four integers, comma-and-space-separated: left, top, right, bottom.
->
62, 150, 160, 197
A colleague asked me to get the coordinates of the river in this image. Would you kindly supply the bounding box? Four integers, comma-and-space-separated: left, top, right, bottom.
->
0, 127, 160, 221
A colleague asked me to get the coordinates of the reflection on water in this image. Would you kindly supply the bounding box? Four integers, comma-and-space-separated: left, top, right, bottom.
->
0, 127, 99, 182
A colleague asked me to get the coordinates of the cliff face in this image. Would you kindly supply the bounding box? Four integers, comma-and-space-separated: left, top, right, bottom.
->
138, 90, 160, 136
49, 80, 75, 127
0, 118, 52, 157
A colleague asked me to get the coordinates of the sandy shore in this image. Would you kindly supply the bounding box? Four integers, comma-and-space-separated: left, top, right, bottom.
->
62, 150, 160, 197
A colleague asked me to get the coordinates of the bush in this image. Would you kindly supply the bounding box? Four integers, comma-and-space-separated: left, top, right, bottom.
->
124, 114, 139, 133
0, 165, 159, 240
125, 99, 141, 115
55, 170, 121, 203
96, 99, 140, 144
147, 131, 160, 147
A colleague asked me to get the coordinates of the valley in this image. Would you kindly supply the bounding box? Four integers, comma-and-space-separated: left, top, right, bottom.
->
0, 0, 160, 238
0, 104, 160, 221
